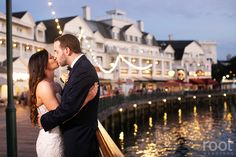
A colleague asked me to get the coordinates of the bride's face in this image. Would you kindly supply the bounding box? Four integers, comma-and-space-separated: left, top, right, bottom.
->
47, 54, 59, 70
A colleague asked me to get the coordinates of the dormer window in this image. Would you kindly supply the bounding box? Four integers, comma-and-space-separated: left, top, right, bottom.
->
147, 39, 152, 45
37, 30, 43, 38
112, 32, 118, 40
125, 35, 128, 41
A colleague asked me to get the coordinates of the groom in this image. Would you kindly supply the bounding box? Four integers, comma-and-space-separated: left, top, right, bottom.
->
39, 34, 100, 156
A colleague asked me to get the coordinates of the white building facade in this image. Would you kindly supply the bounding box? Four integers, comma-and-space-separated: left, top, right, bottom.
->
0, 7, 217, 98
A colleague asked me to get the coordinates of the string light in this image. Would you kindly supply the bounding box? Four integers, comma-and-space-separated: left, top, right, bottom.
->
78, 27, 153, 73
47, 2, 153, 74
95, 55, 120, 74
47, 0, 62, 34
119, 55, 152, 71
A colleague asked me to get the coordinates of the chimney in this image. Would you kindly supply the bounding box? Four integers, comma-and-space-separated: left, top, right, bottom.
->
137, 20, 144, 32
82, 6, 91, 20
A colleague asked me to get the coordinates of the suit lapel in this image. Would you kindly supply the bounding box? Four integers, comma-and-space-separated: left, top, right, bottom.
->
62, 55, 86, 96
69, 55, 86, 78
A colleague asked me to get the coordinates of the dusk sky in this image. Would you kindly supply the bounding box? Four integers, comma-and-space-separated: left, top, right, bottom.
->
0, 0, 235, 60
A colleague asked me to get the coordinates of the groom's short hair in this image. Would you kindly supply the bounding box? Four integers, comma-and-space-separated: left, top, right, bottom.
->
54, 34, 81, 54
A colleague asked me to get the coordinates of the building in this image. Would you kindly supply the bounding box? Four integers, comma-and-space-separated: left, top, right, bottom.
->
0, 11, 47, 98
0, 6, 217, 98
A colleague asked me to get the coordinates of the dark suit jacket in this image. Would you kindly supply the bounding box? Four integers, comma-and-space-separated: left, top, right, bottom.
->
41, 55, 100, 157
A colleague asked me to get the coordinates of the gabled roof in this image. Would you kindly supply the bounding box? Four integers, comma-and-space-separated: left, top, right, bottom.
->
120, 24, 132, 32
141, 32, 148, 44
12, 11, 27, 18
157, 40, 194, 60
141, 31, 158, 46
36, 16, 77, 43
1, 57, 19, 67
152, 36, 158, 46
87, 22, 154, 44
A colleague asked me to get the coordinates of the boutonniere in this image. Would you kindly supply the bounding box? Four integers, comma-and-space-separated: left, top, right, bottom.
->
60, 72, 69, 84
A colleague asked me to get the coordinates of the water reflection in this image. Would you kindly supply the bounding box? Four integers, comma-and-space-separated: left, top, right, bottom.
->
104, 98, 236, 156
178, 109, 182, 124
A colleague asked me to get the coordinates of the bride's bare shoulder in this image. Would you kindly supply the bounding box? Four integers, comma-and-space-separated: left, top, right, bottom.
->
36, 80, 53, 93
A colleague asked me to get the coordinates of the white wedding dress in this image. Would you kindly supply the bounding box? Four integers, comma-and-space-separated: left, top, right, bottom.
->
36, 93, 64, 157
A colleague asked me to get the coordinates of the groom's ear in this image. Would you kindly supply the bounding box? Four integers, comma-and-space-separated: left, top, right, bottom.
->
64, 47, 72, 56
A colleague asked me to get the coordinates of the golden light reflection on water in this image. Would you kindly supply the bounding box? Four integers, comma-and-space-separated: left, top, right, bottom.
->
134, 123, 138, 136
224, 101, 228, 112
163, 112, 167, 126
149, 117, 153, 128
123, 100, 236, 157
223, 101, 233, 132
193, 105, 197, 117
209, 105, 212, 112
178, 109, 182, 124
119, 131, 124, 150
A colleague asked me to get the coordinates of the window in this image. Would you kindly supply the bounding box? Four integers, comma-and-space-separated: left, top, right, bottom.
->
147, 39, 152, 45
97, 56, 103, 65
37, 30, 43, 38
78, 26, 82, 34
130, 36, 133, 41
0, 22, 5, 30
112, 32, 115, 39
24, 45, 32, 52
16, 27, 22, 33
125, 35, 128, 41
164, 61, 170, 69
96, 43, 103, 49
0, 39, 5, 46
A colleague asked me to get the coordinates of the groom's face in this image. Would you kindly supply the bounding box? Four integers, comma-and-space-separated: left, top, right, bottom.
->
54, 41, 67, 66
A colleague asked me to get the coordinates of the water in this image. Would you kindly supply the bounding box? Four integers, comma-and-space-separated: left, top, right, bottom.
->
103, 98, 236, 156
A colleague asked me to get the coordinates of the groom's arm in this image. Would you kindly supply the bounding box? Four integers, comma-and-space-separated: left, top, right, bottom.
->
41, 68, 96, 131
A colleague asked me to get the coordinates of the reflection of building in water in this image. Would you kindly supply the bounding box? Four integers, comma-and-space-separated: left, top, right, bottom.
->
0, 6, 217, 98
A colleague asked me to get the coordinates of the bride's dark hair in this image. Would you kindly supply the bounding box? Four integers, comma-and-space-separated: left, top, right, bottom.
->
28, 49, 48, 126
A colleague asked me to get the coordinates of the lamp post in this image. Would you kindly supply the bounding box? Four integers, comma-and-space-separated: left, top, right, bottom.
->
5, 0, 17, 156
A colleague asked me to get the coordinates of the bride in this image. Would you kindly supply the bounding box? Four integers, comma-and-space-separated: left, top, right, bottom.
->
28, 49, 98, 157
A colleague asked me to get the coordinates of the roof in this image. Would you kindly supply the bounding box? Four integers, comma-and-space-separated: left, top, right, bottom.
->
141, 31, 158, 46
38, 15, 158, 46
36, 16, 77, 43
121, 24, 132, 32
12, 11, 27, 18
1, 57, 19, 67
86, 20, 112, 39
157, 40, 194, 60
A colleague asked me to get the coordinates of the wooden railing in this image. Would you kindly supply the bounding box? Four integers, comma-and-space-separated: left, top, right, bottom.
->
98, 89, 236, 113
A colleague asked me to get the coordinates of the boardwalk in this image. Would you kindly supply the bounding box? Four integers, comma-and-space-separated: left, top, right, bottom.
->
0, 104, 38, 157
